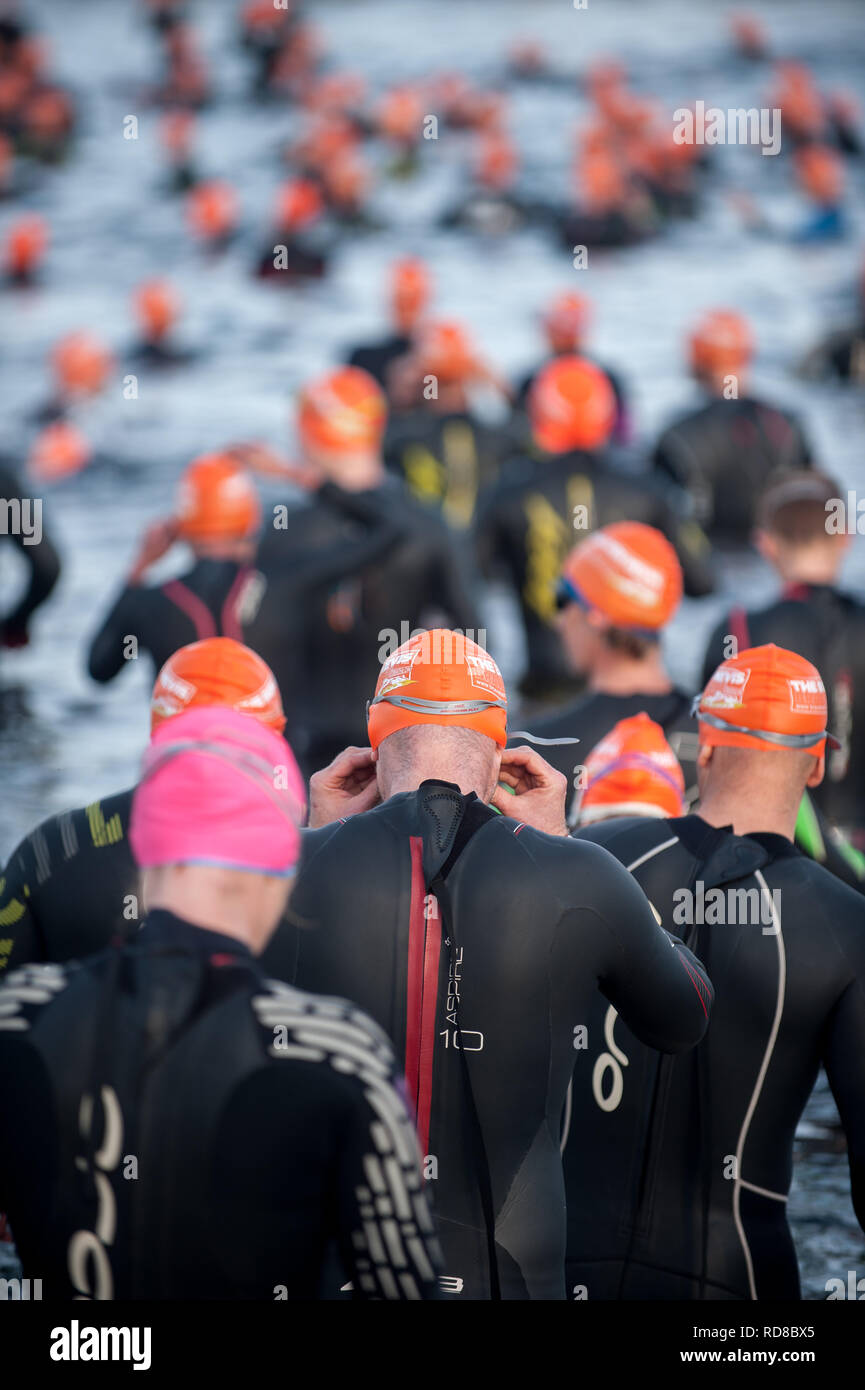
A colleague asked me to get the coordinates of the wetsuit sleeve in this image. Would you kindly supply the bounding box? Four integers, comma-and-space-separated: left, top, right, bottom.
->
821, 967, 865, 1231
87, 585, 147, 682
0, 465, 61, 640
299, 483, 403, 580
652, 481, 716, 598
0, 835, 41, 977
651, 423, 693, 492
577, 843, 713, 1052
336, 1064, 442, 1299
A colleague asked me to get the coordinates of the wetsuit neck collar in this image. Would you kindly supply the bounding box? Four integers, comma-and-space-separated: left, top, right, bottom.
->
139, 909, 255, 960
419, 778, 476, 801
673, 815, 800, 888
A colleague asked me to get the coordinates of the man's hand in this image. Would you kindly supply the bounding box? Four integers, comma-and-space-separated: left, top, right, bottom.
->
128, 519, 179, 585
490, 745, 569, 837
308, 746, 380, 828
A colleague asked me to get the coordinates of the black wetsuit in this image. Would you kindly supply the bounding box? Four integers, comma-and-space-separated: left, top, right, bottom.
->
564, 813, 865, 1300
127, 340, 198, 368
0, 911, 441, 1299
653, 396, 812, 542
518, 687, 699, 812
515, 353, 630, 446
701, 585, 865, 832
800, 321, 865, 383
254, 235, 328, 283
556, 205, 657, 251
0, 462, 61, 648
251, 478, 482, 777
0, 787, 138, 979
0, 784, 307, 980
346, 333, 412, 390
384, 410, 515, 532
474, 449, 714, 696
87, 559, 261, 684
86, 483, 405, 694
284, 780, 713, 1299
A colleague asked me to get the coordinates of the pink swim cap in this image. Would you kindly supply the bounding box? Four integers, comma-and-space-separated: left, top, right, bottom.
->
130, 706, 306, 877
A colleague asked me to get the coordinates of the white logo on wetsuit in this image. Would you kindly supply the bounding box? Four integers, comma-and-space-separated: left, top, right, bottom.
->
67, 1086, 124, 1300
592, 1006, 629, 1113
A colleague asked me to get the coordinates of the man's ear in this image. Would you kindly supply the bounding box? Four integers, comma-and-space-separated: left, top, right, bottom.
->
754, 529, 778, 566
806, 753, 825, 789
586, 608, 608, 632
696, 743, 714, 771
491, 744, 504, 792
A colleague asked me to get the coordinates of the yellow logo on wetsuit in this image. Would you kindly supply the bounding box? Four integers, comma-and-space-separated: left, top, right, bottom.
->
523, 476, 595, 624
86, 803, 124, 849
401, 421, 480, 530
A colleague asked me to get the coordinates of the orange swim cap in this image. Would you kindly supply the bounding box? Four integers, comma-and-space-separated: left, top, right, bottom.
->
476, 131, 517, 191
543, 291, 590, 350
174, 454, 261, 543
150, 636, 285, 735
578, 150, 628, 213
794, 144, 844, 206
52, 332, 113, 398
368, 629, 507, 751
528, 355, 616, 454
579, 712, 686, 824
297, 366, 387, 456
376, 86, 423, 143
28, 420, 92, 482
161, 108, 194, 156
323, 153, 368, 208
696, 644, 840, 757
186, 179, 238, 241
275, 177, 323, 229
4, 214, 48, 276
689, 309, 753, 377
134, 279, 179, 341
415, 320, 479, 386
559, 522, 683, 632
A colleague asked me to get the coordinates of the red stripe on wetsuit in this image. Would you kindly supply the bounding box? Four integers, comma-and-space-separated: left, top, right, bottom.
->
160, 569, 250, 641
405, 835, 442, 1163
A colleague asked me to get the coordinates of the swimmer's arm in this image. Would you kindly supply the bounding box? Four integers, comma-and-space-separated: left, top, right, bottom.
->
655, 484, 716, 598
86, 585, 144, 683
823, 976, 865, 1233
261, 484, 403, 588
2, 525, 61, 637
582, 845, 713, 1052
0, 841, 41, 977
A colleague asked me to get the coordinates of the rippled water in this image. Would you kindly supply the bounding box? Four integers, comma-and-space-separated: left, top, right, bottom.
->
1, 0, 864, 1297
